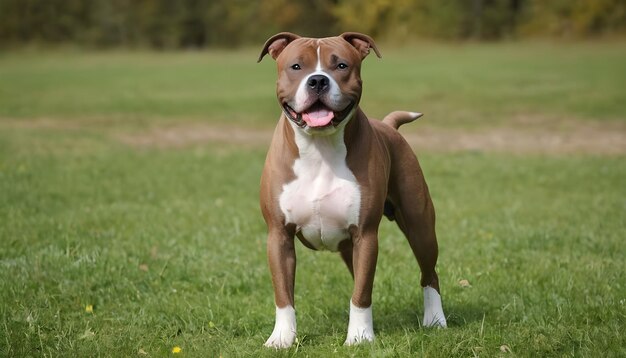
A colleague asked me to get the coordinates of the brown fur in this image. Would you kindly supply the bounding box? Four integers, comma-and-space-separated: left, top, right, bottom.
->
259, 34, 441, 312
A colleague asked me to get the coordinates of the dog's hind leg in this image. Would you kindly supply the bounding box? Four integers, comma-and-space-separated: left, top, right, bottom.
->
388, 149, 447, 328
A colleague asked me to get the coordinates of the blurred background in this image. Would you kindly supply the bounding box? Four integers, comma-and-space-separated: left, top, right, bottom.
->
1, 1, 626, 356
1, 0, 625, 49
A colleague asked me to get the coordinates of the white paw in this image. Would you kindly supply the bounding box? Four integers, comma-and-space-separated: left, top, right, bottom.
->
264, 305, 297, 349
264, 327, 296, 349
344, 300, 375, 345
345, 326, 375, 345
423, 286, 447, 328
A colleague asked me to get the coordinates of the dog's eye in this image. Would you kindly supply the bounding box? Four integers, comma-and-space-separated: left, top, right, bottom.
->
337, 63, 348, 70
291, 64, 301, 70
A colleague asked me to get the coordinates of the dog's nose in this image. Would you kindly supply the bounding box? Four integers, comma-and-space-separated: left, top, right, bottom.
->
307, 75, 329, 94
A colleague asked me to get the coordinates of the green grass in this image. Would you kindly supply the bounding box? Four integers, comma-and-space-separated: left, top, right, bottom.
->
1, 42, 625, 356
1, 41, 625, 127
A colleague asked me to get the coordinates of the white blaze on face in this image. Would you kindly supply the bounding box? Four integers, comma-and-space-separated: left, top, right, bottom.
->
315, 44, 322, 71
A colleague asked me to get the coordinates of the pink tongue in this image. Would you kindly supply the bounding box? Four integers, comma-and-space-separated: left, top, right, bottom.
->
302, 108, 335, 127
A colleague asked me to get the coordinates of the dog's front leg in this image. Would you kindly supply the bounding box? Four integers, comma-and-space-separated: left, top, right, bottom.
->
264, 226, 297, 349
345, 230, 378, 345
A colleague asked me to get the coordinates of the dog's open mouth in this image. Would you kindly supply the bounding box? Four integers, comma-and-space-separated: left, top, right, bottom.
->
283, 101, 354, 128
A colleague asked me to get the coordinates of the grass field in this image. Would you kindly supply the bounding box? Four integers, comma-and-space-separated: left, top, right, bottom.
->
1, 41, 625, 357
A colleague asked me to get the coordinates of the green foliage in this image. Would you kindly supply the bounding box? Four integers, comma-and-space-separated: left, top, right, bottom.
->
333, 0, 519, 40
0, 0, 625, 48
520, 0, 626, 37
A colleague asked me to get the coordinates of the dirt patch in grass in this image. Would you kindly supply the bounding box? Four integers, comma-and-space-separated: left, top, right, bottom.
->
403, 124, 625, 155
116, 124, 274, 149
3, 116, 624, 155
116, 119, 626, 155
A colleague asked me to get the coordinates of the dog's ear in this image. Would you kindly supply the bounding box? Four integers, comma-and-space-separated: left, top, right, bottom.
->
340, 32, 382, 59
258, 32, 301, 63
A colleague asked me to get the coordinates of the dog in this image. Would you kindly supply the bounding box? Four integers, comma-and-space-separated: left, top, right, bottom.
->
257, 32, 446, 348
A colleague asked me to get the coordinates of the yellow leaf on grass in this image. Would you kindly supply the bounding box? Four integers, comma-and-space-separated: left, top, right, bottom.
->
172, 346, 182, 354
85, 305, 94, 313
458, 279, 471, 287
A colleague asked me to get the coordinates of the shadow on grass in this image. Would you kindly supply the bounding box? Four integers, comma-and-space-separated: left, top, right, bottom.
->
284, 300, 489, 349
375, 301, 488, 333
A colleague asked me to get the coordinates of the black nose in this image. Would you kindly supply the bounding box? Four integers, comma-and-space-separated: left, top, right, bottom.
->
307, 74, 329, 94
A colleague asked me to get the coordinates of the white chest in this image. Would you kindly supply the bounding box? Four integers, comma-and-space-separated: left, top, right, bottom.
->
279, 129, 361, 252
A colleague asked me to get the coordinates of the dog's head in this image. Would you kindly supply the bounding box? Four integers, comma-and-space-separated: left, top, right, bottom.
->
259, 32, 381, 135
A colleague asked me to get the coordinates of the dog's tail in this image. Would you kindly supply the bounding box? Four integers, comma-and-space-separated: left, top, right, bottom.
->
382, 111, 423, 130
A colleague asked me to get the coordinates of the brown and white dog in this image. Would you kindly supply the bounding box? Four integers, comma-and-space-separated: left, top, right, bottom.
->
258, 32, 446, 348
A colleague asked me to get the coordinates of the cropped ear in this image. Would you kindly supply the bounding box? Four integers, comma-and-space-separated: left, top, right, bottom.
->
340, 32, 382, 59
257, 32, 301, 62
